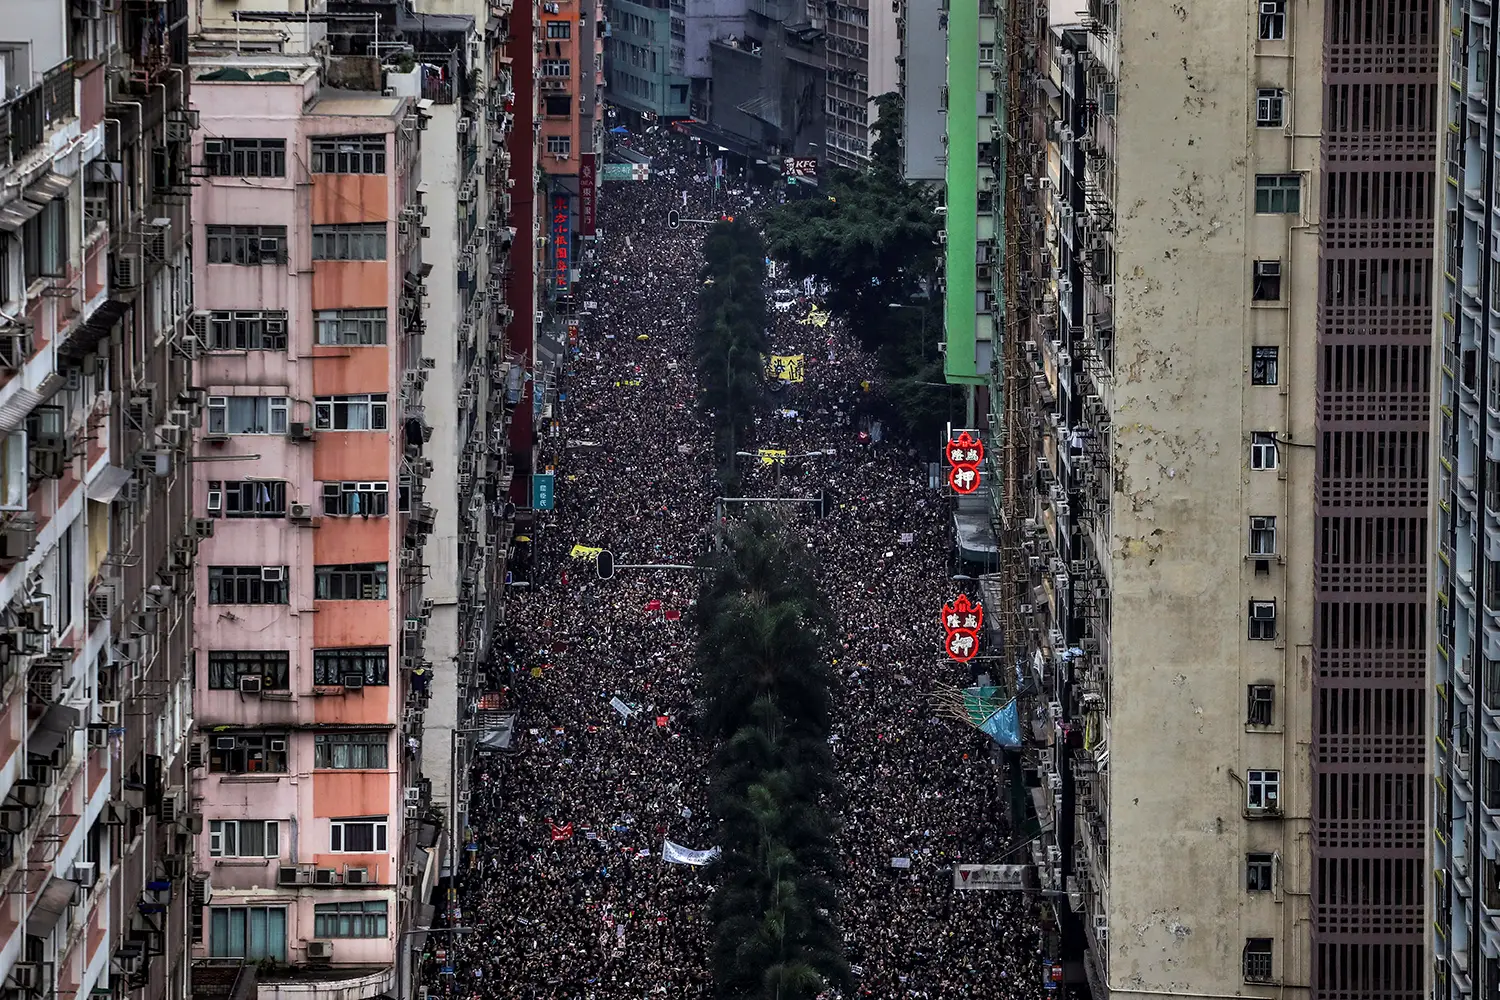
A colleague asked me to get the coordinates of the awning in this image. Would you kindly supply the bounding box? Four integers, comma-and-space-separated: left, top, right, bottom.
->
953, 510, 999, 563
87, 465, 134, 503
476, 712, 516, 751
0, 388, 43, 435
29, 877, 77, 929
0, 198, 44, 233
28, 704, 81, 760
58, 297, 128, 362
23, 173, 72, 205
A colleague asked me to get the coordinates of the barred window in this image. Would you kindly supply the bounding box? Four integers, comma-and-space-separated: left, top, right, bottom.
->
206, 311, 288, 351
314, 733, 389, 770
541, 59, 571, 77
208, 733, 289, 774
207, 650, 291, 690
205, 225, 288, 265
311, 224, 387, 261
322, 481, 389, 517
205, 138, 286, 178
314, 901, 388, 938
546, 135, 572, 156
313, 394, 388, 431
310, 136, 387, 175
313, 647, 390, 686
209, 480, 287, 518
208, 567, 289, 605
315, 308, 388, 345
314, 563, 388, 601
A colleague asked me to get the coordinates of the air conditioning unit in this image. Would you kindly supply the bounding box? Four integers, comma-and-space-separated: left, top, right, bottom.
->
159, 790, 182, 825
215, 736, 237, 751
287, 422, 314, 441
289, 503, 313, 521
405, 786, 422, 803
343, 674, 365, 690
101, 702, 121, 726
111, 253, 139, 289
71, 861, 97, 888
9, 963, 40, 991
238, 674, 263, 695
277, 866, 305, 886
87, 724, 108, 749
344, 867, 369, 885
306, 941, 333, 960
314, 868, 340, 886
261, 567, 284, 583
269, 738, 287, 752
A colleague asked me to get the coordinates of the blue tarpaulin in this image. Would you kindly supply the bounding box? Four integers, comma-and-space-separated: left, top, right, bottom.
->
978, 699, 1020, 747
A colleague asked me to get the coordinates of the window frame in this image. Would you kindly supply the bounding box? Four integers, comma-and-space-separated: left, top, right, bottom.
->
313, 647, 390, 686
314, 733, 390, 770
322, 481, 390, 517
209, 819, 282, 858
1245, 852, 1274, 892
1254, 87, 1285, 127
545, 19, 572, 37
328, 816, 389, 852
1252, 260, 1282, 301
204, 225, 288, 266
208, 480, 288, 519
206, 395, 290, 436
207, 566, 290, 606
1251, 346, 1279, 386
1253, 174, 1301, 215
313, 562, 389, 601
311, 223, 388, 262
209, 906, 287, 961
1248, 600, 1277, 641
206, 138, 287, 179
1250, 432, 1278, 471
312, 394, 389, 432
1243, 937, 1274, 982
313, 900, 389, 938
1248, 516, 1276, 557
314, 308, 388, 346
207, 650, 291, 690
1258, 0, 1286, 40
1247, 684, 1275, 726
1245, 769, 1281, 811
206, 310, 289, 352
207, 732, 290, 774
310, 136, 388, 175
546, 134, 573, 156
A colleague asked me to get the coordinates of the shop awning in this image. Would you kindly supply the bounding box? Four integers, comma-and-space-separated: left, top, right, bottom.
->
28, 704, 81, 760
29, 877, 77, 928
476, 712, 516, 751
86, 465, 134, 503
24, 173, 72, 205
0, 198, 44, 233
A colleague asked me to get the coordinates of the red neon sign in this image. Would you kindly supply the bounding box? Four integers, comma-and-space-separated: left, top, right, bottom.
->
941, 593, 983, 663
946, 430, 984, 494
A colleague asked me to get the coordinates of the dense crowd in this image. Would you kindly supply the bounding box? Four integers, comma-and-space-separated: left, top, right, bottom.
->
431, 129, 1045, 999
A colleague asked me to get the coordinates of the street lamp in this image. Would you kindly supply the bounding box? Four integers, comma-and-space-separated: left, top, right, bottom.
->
889, 301, 931, 359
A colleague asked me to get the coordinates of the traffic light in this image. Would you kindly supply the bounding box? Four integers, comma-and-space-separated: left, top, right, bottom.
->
666, 210, 681, 230
814, 488, 831, 518
595, 550, 615, 580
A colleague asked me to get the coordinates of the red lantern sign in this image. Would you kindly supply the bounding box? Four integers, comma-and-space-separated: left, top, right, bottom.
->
946, 431, 984, 494
942, 594, 983, 663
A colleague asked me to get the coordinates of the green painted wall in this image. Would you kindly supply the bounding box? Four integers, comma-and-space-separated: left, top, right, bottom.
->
942, 0, 983, 386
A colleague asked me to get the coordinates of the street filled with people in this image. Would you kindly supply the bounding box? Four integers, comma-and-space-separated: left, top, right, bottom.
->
432, 130, 1045, 999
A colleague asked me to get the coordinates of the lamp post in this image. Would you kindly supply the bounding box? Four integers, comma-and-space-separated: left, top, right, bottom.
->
888, 301, 932, 359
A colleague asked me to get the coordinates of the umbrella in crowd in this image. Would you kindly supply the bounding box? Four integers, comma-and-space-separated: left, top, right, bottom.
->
425, 130, 1048, 1000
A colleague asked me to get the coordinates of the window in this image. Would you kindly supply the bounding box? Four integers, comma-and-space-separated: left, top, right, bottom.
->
206, 311, 288, 351
22, 198, 67, 281
1250, 432, 1278, 470
55, 523, 72, 633
1246, 770, 1281, 811
311, 224, 387, 262
322, 481, 389, 517
328, 816, 389, 851
314, 901, 389, 938
206, 138, 286, 178
315, 733, 389, 769
1255, 88, 1285, 127
208, 567, 289, 605
1245, 853, 1274, 891
1251, 346, 1279, 386
544, 96, 574, 117
979, 43, 995, 63
205, 225, 287, 265
398, 475, 413, 514
983, 92, 998, 116
207, 396, 290, 435
313, 394, 388, 431
208, 480, 288, 518
209, 820, 281, 858
208, 651, 291, 690
1254, 174, 1300, 214
1249, 516, 1276, 556
315, 308, 387, 345
546, 134, 572, 157
1248, 600, 1277, 641
314, 647, 390, 686
1258, 0, 1285, 39
310, 136, 387, 175
207, 733, 290, 774
541, 59, 571, 77
209, 907, 287, 961
1486, 758, 1500, 809
1252, 260, 1282, 301
546, 19, 572, 37
1247, 684, 1274, 726
1243, 938, 1274, 982
314, 563, 388, 600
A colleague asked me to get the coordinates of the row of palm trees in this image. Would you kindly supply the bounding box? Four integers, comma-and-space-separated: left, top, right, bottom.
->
695, 509, 851, 1000
697, 220, 770, 485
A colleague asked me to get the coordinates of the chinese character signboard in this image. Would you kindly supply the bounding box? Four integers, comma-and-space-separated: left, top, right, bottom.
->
531, 473, 556, 510
942, 594, 983, 663
765, 354, 805, 382
600, 162, 651, 182
551, 194, 570, 292
945, 430, 984, 494
579, 153, 597, 237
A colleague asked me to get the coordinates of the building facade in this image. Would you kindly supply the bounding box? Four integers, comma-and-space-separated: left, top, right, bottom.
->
0, 3, 199, 1000
606, 0, 693, 119
933, 0, 1434, 996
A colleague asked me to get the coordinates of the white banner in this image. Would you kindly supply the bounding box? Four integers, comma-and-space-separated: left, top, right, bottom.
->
661, 840, 721, 866
953, 864, 1030, 891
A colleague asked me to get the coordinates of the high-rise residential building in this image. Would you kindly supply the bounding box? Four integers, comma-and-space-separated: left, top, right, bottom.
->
0, 2, 199, 999
186, 43, 439, 991
605, 0, 694, 119
928, 0, 1435, 996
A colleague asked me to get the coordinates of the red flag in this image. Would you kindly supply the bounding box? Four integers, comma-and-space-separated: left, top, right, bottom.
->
664, 609, 682, 621
550, 821, 574, 842
645, 599, 663, 612
655, 715, 670, 728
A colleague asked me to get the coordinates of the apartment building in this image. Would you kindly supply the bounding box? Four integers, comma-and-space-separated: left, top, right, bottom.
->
1437, 0, 1500, 996
606, 0, 693, 118
822, 0, 897, 166
931, 0, 1434, 996
187, 54, 439, 993
0, 3, 200, 1000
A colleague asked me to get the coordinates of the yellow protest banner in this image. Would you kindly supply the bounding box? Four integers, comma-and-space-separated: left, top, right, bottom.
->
569, 544, 604, 560
758, 449, 788, 466
765, 355, 806, 382
797, 307, 830, 328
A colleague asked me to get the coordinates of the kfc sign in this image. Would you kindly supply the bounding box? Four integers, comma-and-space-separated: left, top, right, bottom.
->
783, 156, 818, 178
946, 430, 984, 494
942, 594, 983, 663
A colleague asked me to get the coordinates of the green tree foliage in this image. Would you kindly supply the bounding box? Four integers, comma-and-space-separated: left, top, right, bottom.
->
697, 511, 849, 1000
697, 221, 770, 480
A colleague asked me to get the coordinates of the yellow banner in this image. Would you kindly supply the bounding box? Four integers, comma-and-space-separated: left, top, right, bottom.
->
757, 449, 788, 466
797, 308, 829, 328
765, 355, 806, 382
569, 545, 604, 560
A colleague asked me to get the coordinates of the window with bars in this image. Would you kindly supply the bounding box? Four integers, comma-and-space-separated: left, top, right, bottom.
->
541, 59, 572, 77
313, 394, 388, 431
546, 134, 572, 156
314, 901, 388, 938
208, 733, 289, 774
314, 734, 389, 770
210, 820, 281, 857
207, 651, 291, 690
322, 481, 389, 517
313, 647, 390, 686
311, 224, 387, 261
205, 138, 287, 178
1251, 346, 1279, 385
205, 225, 288, 265
206, 311, 288, 351
313, 563, 388, 601
208, 567, 289, 605
208, 480, 287, 518
310, 136, 387, 174
207, 396, 290, 435
1242, 938, 1274, 982
315, 308, 388, 345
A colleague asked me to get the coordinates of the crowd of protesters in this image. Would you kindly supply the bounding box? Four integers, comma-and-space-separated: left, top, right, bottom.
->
429, 129, 1046, 999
